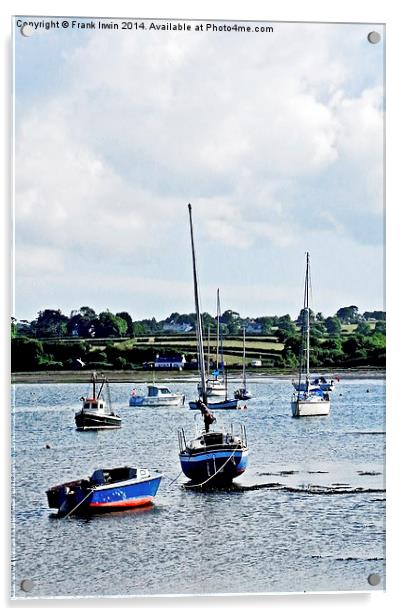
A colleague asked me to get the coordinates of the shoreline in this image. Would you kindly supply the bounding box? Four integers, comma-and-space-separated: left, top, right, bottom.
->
11, 367, 386, 384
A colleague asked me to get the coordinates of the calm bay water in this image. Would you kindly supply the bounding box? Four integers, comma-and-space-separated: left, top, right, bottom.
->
11, 377, 385, 598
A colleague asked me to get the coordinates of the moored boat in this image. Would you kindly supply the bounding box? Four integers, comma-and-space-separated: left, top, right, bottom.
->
46, 467, 162, 515
180, 203, 248, 485
129, 384, 185, 407
75, 372, 121, 430
178, 422, 248, 484
197, 289, 226, 398
292, 376, 336, 393
234, 327, 253, 400
291, 253, 331, 418
189, 398, 238, 410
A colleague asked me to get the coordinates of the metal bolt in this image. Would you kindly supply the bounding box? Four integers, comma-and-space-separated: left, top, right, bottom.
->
368, 573, 381, 586
20, 24, 34, 37
367, 31, 381, 44
20, 579, 34, 592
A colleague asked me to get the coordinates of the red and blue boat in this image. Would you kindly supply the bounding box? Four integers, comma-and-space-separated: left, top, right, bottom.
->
46, 467, 162, 516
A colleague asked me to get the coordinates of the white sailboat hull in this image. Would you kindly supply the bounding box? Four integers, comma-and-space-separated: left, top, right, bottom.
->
198, 381, 226, 397
130, 394, 184, 407
291, 398, 330, 417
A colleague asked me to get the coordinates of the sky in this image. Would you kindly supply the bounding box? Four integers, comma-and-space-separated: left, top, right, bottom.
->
13, 18, 385, 322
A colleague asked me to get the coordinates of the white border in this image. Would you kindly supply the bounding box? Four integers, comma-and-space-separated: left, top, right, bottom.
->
2, 1, 400, 614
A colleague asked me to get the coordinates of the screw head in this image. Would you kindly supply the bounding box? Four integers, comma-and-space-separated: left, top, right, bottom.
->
20, 579, 34, 592
20, 24, 34, 37
368, 573, 381, 586
367, 31, 381, 44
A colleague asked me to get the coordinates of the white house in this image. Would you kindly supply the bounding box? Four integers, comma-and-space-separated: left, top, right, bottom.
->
154, 354, 187, 370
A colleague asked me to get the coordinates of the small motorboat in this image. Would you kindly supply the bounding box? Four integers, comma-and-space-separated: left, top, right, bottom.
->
75, 372, 121, 430
46, 467, 162, 515
129, 384, 185, 407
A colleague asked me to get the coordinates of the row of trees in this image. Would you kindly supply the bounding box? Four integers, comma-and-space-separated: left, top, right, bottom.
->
12, 305, 386, 340
11, 326, 385, 373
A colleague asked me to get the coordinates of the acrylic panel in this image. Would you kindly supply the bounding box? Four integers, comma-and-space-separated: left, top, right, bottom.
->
11, 16, 385, 599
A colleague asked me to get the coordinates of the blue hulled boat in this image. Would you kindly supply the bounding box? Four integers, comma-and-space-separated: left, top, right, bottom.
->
188, 398, 238, 410
178, 423, 248, 484
46, 467, 162, 515
179, 204, 249, 486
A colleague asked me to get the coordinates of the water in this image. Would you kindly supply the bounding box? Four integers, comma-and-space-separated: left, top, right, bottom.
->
11, 377, 385, 598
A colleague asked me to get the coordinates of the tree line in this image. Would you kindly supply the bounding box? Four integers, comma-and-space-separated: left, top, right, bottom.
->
11, 305, 386, 339
11, 305, 385, 372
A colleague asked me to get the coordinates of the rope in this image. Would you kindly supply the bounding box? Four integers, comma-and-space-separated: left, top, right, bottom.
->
62, 488, 95, 518
168, 470, 184, 486
183, 444, 241, 489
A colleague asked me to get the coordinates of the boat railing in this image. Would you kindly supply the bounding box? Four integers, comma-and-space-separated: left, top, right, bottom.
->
178, 428, 187, 452
230, 422, 247, 447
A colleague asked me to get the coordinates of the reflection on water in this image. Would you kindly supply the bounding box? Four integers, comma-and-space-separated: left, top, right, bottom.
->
11, 378, 385, 597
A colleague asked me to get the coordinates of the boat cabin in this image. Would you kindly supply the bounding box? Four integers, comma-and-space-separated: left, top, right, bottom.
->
188, 431, 238, 451
147, 385, 172, 397
90, 467, 150, 486
82, 398, 106, 412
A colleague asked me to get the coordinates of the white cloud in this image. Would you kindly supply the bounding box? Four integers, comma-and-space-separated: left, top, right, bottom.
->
14, 21, 384, 318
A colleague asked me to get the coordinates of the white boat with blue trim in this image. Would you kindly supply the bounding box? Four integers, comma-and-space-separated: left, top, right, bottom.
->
291, 252, 331, 418
129, 384, 185, 407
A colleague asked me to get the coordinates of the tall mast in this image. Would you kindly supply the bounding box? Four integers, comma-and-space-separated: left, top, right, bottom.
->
207, 325, 210, 375
242, 326, 246, 389
188, 204, 207, 404
216, 288, 220, 371
305, 252, 310, 383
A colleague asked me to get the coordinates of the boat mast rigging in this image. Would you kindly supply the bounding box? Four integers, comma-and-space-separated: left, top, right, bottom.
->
188, 203, 207, 405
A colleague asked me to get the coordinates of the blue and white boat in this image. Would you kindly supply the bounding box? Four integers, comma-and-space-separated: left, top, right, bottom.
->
179, 204, 249, 485
197, 290, 226, 398
46, 467, 162, 516
292, 376, 336, 393
188, 398, 238, 410
178, 422, 248, 484
234, 327, 253, 401
291, 253, 330, 417
129, 384, 185, 407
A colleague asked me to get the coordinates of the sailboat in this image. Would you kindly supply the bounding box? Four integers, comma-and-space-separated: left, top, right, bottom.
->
179, 204, 249, 484
197, 289, 226, 398
234, 327, 253, 400
75, 372, 122, 429
190, 369, 238, 409
291, 253, 330, 418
